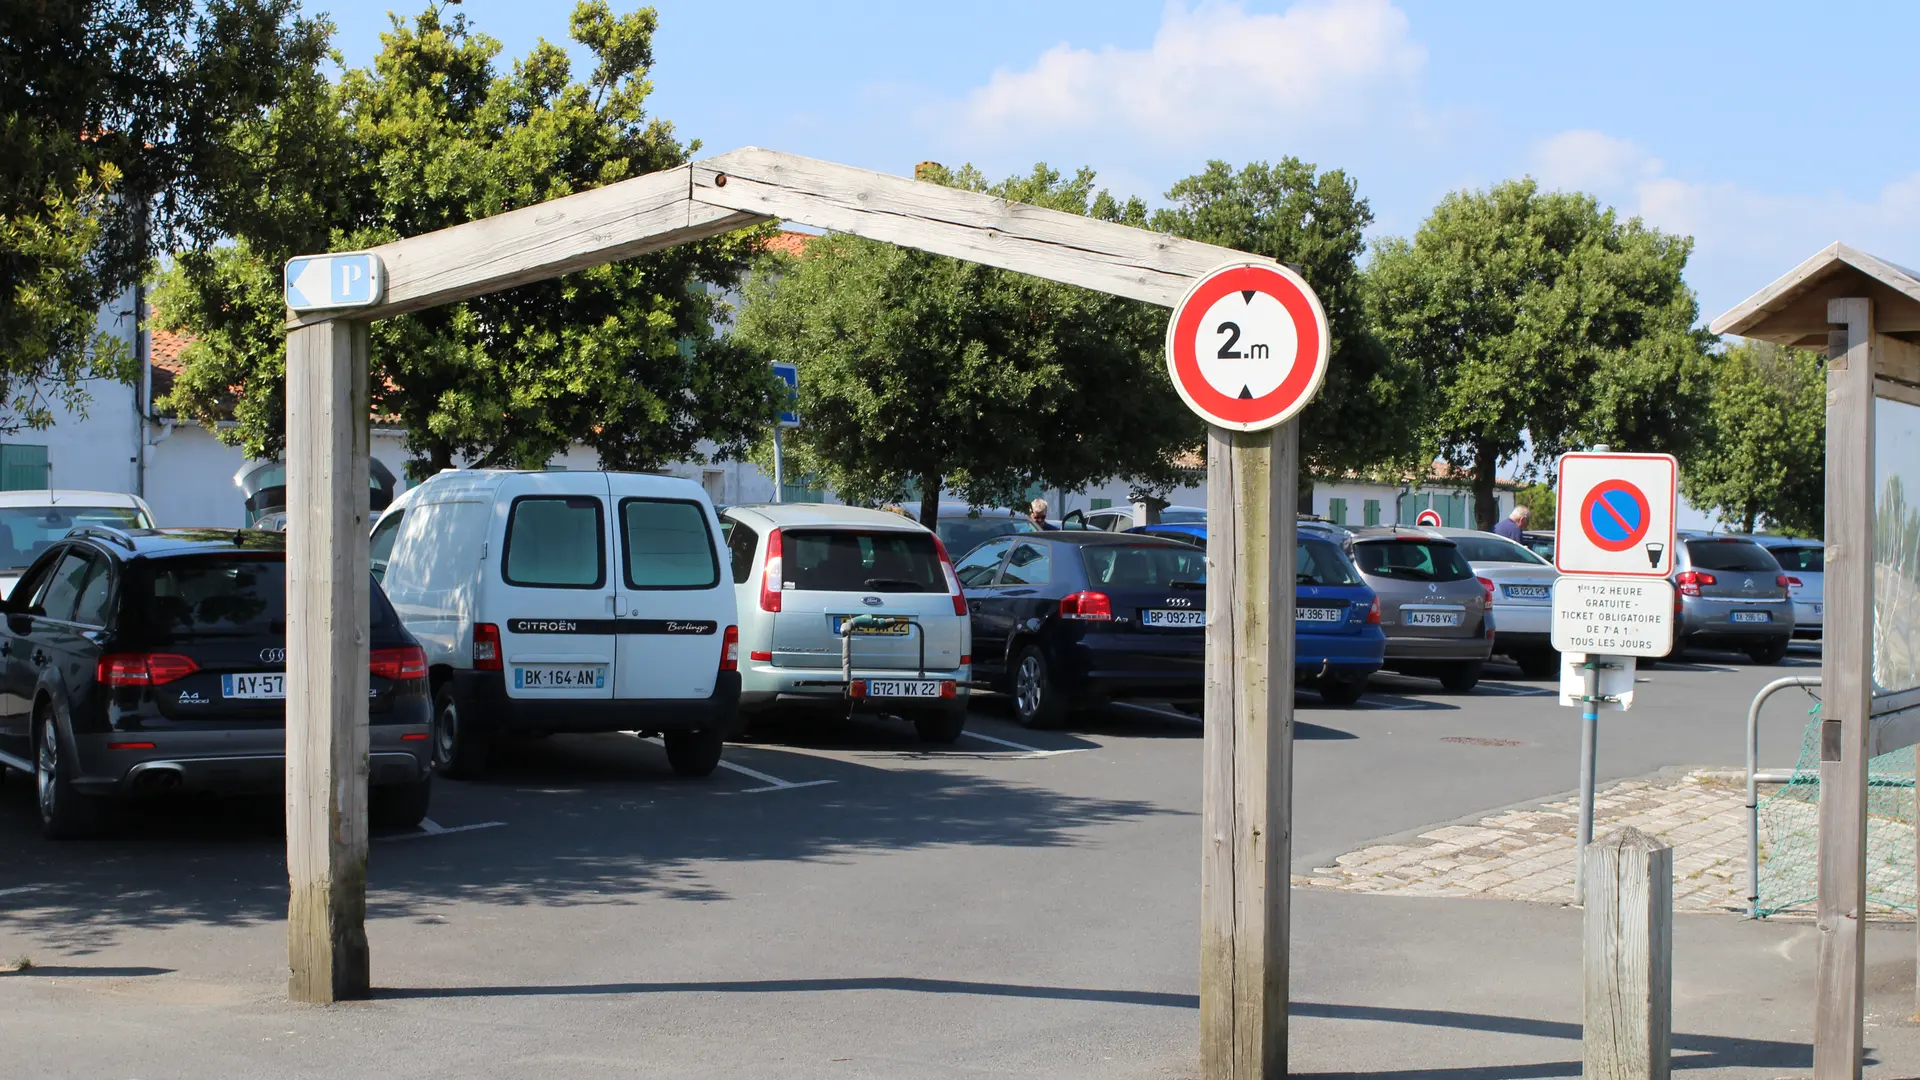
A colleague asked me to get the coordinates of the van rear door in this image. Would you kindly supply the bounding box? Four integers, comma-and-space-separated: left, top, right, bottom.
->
493, 474, 616, 702
610, 481, 732, 700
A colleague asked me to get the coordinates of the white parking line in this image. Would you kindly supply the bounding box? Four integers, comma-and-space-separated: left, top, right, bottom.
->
0, 885, 44, 898
380, 818, 506, 842
958, 730, 1091, 758
641, 738, 837, 794
1110, 702, 1203, 724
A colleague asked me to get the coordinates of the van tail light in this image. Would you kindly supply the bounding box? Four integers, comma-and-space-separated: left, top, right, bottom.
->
1366, 597, 1381, 624
473, 622, 504, 671
1780, 575, 1797, 589
1676, 571, 1715, 597
98, 653, 200, 687
760, 527, 784, 613
370, 645, 427, 681
1477, 576, 1495, 604
931, 534, 967, 616
1060, 591, 1113, 621
720, 625, 739, 672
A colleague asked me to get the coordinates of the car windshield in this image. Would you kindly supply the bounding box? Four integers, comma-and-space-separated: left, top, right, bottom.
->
1449, 534, 1549, 565
1081, 543, 1208, 588
938, 516, 1036, 554
1354, 539, 1475, 582
1768, 545, 1824, 573
782, 529, 945, 593
1685, 539, 1779, 572
1298, 537, 1362, 586
0, 505, 149, 571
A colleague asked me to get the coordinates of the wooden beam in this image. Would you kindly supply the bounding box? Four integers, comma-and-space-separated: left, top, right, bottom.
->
285, 318, 373, 1003
1583, 828, 1673, 1080
1200, 422, 1295, 1078
1713, 242, 1920, 339
1814, 298, 1875, 1080
690, 148, 1261, 308
286, 166, 769, 327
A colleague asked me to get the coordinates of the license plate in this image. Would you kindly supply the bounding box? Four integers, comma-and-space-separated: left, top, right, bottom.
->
865, 679, 941, 698
513, 665, 605, 690
1504, 585, 1549, 600
1141, 608, 1206, 628
831, 616, 911, 635
221, 673, 285, 700
1295, 606, 1344, 623
1405, 611, 1463, 627
1731, 611, 1772, 624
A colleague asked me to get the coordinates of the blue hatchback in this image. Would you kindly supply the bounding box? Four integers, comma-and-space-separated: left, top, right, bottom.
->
1128, 522, 1386, 705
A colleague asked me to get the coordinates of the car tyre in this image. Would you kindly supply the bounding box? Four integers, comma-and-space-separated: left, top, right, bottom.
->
1515, 649, 1559, 679
1316, 674, 1368, 707
912, 710, 967, 744
1748, 638, 1791, 666
1437, 662, 1483, 694
370, 775, 433, 829
434, 685, 492, 780
664, 728, 725, 777
1010, 645, 1065, 730
36, 710, 106, 840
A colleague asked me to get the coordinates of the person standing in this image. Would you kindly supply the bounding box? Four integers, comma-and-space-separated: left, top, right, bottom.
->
1027, 498, 1057, 531
1495, 505, 1530, 541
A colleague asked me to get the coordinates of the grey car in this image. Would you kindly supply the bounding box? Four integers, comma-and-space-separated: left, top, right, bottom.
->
1346, 527, 1494, 691
1751, 535, 1823, 641
1665, 533, 1795, 663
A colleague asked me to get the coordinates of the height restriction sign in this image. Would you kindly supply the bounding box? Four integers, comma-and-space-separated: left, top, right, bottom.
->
1165, 261, 1330, 431
1553, 452, 1678, 577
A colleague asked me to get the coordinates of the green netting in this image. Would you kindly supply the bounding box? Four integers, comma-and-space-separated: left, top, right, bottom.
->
1756, 698, 1917, 917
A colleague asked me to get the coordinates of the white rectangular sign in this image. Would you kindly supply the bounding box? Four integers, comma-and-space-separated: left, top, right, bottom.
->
1551, 575, 1674, 657
284, 251, 385, 312
1553, 452, 1678, 577
1559, 651, 1637, 712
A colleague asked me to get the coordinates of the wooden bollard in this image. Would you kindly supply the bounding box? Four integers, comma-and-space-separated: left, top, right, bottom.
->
1583, 827, 1672, 1080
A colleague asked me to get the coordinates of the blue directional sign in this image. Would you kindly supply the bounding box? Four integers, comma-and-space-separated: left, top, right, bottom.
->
284, 252, 385, 312
772, 362, 799, 428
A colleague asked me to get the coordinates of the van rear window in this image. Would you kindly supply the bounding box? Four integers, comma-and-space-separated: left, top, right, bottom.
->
783, 530, 944, 593
504, 496, 606, 589
622, 499, 720, 589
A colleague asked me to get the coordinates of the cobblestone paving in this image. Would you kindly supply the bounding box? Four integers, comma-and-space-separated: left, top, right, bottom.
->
1295, 771, 1917, 915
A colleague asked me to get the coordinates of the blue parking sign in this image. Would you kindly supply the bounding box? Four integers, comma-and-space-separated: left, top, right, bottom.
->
773, 362, 799, 427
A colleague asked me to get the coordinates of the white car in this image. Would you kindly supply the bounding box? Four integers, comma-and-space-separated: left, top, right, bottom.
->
1754, 536, 1823, 641
1425, 527, 1559, 677
371, 469, 741, 778
0, 490, 155, 598
719, 504, 971, 743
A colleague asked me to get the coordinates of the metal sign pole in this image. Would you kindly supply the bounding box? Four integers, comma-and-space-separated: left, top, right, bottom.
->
772, 425, 785, 504
1575, 658, 1601, 904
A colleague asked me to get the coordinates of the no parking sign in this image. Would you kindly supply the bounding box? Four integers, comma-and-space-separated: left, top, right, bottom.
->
1553, 452, 1678, 578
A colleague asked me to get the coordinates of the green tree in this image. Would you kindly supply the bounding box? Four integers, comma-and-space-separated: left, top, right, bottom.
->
735, 164, 1196, 527
1680, 342, 1825, 535
1150, 159, 1421, 476
1514, 481, 1555, 530
0, 0, 328, 431
1368, 178, 1711, 529
154, 2, 780, 476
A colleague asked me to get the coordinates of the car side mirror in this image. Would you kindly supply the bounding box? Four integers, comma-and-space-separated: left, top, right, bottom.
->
7, 612, 32, 635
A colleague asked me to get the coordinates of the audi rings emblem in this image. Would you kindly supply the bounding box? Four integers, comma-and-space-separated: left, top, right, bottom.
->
260, 647, 287, 664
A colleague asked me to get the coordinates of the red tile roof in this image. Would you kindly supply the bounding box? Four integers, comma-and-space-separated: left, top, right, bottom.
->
761, 230, 817, 258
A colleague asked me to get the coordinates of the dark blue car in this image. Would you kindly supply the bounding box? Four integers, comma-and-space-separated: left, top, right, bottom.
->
1128, 521, 1385, 705
956, 532, 1208, 727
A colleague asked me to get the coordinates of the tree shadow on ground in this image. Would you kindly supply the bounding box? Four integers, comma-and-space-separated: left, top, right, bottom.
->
0, 733, 1172, 954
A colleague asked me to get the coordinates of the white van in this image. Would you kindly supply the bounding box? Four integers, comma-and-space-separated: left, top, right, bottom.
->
371, 470, 740, 778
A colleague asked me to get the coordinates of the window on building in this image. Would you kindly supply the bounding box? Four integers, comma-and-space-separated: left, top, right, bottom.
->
1363, 499, 1381, 526
1327, 497, 1347, 525
0, 444, 49, 491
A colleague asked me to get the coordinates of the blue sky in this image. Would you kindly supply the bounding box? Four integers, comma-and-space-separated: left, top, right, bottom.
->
321, 0, 1920, 324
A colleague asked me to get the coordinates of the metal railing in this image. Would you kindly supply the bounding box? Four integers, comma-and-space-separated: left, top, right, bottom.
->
1747, 675, 1821, 917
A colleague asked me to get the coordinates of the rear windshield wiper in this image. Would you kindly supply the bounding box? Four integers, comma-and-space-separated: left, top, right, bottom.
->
1167, 578, 1205, 589
863, 577, 927, 592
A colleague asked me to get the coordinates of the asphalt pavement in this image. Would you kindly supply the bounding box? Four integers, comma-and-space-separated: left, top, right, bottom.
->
3, 641, 1917, 1078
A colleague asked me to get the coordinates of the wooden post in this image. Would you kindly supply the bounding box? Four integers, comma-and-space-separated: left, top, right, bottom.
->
1815, 298, 1874, 1077
1583, 827, 1673, 1080
284, 317, 373, 1003
1200, 421, 1296, 1079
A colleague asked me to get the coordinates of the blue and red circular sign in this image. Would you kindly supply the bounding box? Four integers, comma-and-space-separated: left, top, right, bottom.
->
1580, 480, 1651, 553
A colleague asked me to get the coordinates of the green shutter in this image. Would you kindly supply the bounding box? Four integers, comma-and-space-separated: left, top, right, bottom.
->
0, 444, 49, 491
1090, 497, 1112, 511
1328, 497, 1346, 525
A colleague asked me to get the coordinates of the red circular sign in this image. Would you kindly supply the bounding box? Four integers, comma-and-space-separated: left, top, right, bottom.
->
1165, 262, 1330, 431
1415, 509, 1443, 527
1580, 480, 1652, 552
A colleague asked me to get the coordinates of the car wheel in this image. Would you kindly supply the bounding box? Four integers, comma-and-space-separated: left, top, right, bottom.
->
36, 710, 105, 840
1315, 674, 1367, 707
1437, 662, 1483, 694
1748, 639, 1791, 665
370, 775, 433, 829
1515, 649, 1559, 679
663, 728, 725, 777
912, 710, 967, 744
433, 685, 492, 780
1010, 645, 1065, 730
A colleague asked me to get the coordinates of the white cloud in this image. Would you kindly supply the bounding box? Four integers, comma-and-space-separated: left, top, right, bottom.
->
1530, 130, 1660, 192
946, 0, 1428, 148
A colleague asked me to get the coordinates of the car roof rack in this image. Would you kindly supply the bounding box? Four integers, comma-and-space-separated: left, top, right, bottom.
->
69, 524, 136, 551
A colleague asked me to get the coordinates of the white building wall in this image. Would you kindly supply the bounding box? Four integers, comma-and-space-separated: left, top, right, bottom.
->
7, 282, 144, 497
